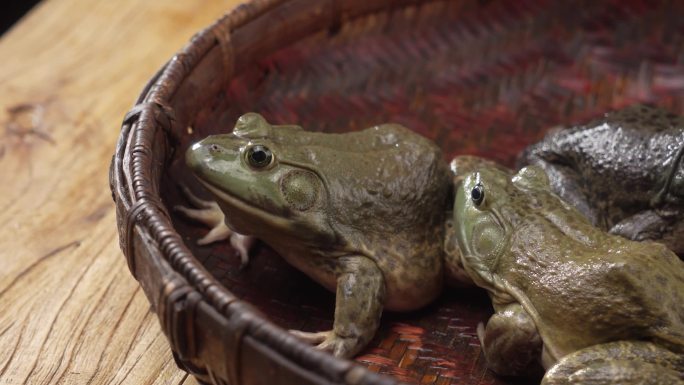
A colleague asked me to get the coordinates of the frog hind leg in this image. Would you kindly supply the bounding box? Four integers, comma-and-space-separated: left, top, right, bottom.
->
175, 185, 255, 267
290, 255, 386, 358
478, 303, 544, 377
542, 341, 684, 385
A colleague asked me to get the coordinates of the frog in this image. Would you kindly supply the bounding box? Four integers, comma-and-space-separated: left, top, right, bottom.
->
177, 112, 453, 358
518, 104, 684, 256
447, 160, 684, 384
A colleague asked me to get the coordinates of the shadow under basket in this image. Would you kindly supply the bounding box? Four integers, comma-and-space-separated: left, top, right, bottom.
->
109, 1, 684, 384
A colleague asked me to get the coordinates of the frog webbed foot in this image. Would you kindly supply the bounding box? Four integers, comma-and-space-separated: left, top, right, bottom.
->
289, 330, 363, 358
175, 185, 255, 268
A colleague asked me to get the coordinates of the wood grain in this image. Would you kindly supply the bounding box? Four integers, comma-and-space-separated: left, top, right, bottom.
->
0, 1, 241, 384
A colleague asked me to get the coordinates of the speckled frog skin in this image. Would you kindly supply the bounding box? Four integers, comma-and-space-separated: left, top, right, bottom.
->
448, 163, 684, 384
180, 113, 451, 357
519, 105, 684, 256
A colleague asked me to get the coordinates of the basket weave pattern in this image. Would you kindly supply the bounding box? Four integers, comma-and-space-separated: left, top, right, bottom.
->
111, 1, 684, 384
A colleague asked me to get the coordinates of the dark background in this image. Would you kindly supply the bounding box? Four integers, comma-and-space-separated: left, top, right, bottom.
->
1, 1, 41, 35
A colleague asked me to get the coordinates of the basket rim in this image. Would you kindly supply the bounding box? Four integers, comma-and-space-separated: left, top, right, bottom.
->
109, 1, 445, 384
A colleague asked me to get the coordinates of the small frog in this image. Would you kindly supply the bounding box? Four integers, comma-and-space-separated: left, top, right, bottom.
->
178, 113, 452, 357
448, 161, 684, 384
519, 105, 684, 255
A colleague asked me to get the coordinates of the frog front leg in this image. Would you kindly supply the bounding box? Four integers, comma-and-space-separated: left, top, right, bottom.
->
290, 256, 386, 358
609, 210, 684, 256
543, 341, 684, 385
609, 210, 673, 241
174, 186, 255, 267
478, 303, 543, 377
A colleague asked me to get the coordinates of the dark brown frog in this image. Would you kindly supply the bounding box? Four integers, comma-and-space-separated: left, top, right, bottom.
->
519, 105, 684, 255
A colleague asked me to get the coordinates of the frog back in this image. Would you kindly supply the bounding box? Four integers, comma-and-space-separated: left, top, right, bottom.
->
326, 125, 451, 311
573, 108, 677, 179
537, 106, 684, 177
504, 229, 684, 359
279, 124, 452, 311
522, 105, 684, 227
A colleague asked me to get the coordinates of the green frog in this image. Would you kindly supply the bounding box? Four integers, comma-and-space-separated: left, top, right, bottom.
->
177, 112, 452, 358
448, 161, 684, 384
519, 105, 684, 256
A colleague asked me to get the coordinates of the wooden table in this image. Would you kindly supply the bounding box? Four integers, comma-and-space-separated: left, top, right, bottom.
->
0, 1, 241, 384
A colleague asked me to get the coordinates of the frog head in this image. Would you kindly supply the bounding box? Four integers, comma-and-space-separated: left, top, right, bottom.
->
186, 113, 336, 246
187, 113, 450, 252
453, 165, 554, 297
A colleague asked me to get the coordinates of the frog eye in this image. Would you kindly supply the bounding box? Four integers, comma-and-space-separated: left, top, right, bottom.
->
245, 145, 274, 169
471, 183, 485, 206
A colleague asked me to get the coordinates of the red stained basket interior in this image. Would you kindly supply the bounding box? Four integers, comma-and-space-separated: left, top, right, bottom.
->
164, 1, 684, 384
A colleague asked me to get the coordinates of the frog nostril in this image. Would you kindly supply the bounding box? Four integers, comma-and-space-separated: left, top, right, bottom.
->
209, 144, 221, 153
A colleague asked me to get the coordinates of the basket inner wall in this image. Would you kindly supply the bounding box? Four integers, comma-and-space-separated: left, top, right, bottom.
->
162, 1, 684, 384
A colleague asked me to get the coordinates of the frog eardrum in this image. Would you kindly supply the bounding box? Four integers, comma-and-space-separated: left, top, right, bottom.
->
279, 170, 321, 212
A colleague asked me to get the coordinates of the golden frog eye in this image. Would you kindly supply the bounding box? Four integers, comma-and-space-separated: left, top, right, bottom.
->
471, 183, 485, 206
246, 145, 273, 169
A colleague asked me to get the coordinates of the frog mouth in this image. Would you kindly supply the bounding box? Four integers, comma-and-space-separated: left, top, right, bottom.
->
196, 179, 294, 232
196, 176, 344, 253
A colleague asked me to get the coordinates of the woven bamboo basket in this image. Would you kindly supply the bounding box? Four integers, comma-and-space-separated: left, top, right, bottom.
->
110, 1, 684, 384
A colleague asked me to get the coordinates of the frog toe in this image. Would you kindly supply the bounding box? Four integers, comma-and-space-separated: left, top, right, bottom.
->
173, 204, 202, 220
315, 333, 361, 358
176, 185, 225, 226
174, 203, 224, 228
289, 329, 330, 344
289, 330, 360, 357
476, 322, 486, 345
197, 222, 233, 245
180, 185, 215, 209
230, 233, 255, 268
